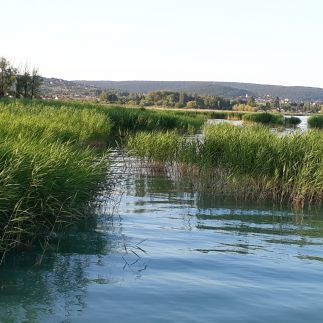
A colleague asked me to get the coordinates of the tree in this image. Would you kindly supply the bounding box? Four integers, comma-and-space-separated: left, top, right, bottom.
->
99, 90, 118, 103
186, 101, 198, 109
30, 68, 42, 98
247, 96, 256, 107
273, 97, 280, 109
100, 91, 108, 102
0, 57, 17, 97
16, 66, 31, 98
15, 67, 42, 98
179, 92, 187, 105
265, 102, 271, 111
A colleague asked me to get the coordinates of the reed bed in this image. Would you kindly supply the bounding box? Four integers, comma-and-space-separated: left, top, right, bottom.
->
242, 112, 281, 125
0, 99, 207, 134
104, 106, 206, 133
127, 124, 323, 209
0, 104, 111, 145
242, 112, 301, 127
0, 100, 111, 261
0, 98, 210, 260
308, 115, 323, 129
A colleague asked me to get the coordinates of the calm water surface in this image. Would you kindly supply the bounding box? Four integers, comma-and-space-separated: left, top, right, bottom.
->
0, 152, 323, 322
208, 115, 309, 131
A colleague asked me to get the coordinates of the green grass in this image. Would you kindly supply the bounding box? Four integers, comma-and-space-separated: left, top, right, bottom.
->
308, 115, 323, 129
0, 99, 111, 261
127, 124, 323, 209
0, 104, 111, 145
0, 99, 207, 134
105, 105, 206, 133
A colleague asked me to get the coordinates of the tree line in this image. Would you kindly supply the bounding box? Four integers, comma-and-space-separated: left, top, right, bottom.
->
99, 89, 322, 112
99, 90, 233, 109
0, 57, 42, 98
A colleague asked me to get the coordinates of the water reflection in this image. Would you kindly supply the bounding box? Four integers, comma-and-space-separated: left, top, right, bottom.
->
0, 224, 116, 321
0, 153, 323, 322
208, 115, 309, 131
122, 159, 323, 258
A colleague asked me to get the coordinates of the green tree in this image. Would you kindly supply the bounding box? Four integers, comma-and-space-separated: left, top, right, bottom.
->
30, 68, 42, 98
16, 67, 31, 98
247, 96, 256, 107
179, 92, 187, 105
99, 91, 108, 102
186, 101, 198, 109
16, 67, 42, 98
273, 97, 280, 109
0, 57, 16, 97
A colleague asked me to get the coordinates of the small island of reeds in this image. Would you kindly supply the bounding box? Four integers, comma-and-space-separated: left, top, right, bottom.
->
128, 124, 323, 209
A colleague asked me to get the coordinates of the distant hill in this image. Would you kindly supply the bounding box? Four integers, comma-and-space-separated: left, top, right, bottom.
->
41, 78, 323, 101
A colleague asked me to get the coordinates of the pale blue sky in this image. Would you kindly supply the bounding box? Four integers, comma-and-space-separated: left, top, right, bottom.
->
2, 0, 323, 86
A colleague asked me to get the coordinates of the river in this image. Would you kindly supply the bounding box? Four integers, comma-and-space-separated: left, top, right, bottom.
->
0, 150, 322, 322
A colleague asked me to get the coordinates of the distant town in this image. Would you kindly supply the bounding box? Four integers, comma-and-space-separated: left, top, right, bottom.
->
40, 77, 323, 113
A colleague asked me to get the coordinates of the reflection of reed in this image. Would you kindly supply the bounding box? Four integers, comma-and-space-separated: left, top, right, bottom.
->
118, 151, 323, 241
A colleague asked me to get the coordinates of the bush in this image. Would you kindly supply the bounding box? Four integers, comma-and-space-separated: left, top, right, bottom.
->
186, 101, 198, 109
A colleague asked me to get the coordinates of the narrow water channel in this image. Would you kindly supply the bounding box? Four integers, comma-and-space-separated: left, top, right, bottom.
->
0, 150, 323, 322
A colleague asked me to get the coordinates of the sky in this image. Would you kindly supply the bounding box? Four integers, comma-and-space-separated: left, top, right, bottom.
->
2, 0, 323, 87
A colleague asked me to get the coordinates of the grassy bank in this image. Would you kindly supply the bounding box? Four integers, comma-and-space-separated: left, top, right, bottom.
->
127, 124, 323, 209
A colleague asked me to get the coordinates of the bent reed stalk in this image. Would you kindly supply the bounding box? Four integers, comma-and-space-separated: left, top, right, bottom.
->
127, 124, 323, 209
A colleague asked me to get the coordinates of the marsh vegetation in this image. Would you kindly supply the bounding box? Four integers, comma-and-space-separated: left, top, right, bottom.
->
0, 99, 206, 261
308, 115, 323, 129
0, 99, 322, 261
128, 124, 323, 209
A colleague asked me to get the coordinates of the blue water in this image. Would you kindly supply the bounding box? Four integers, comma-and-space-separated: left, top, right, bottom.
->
0, 154, 323, 322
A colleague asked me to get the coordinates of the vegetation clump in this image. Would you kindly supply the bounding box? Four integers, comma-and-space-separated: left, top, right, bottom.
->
0, 100, 111, 261
104, 105, 206, 133
127, 124, 323, 209
242, 112, 301, 127
308, 115, 323, 129
284, 116, 302, 126
242, 112, 284, 125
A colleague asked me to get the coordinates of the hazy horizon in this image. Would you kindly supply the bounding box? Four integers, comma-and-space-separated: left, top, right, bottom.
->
3, 0, 323, 87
